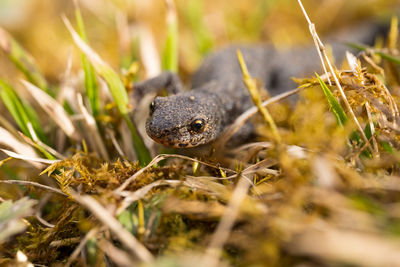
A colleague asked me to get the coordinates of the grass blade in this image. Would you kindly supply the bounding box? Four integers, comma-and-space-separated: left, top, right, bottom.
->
22, 80, 81, 142
185, 0, 214, 55
62, 16, 151, 165
237, 50, 281, 143
75, 6, 100, 118
162, 0, 178, 72
316, 73, 348, 127
0, 79, 47, 143
63, 16, 128, 113
0, 127, 44, 169
77, 93, 109, 160
0, 27, 49, 93
347, 42, 400, 65
0, 80, 30, 137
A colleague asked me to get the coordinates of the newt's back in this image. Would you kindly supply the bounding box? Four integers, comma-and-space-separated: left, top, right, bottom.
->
191, 21, 386, 96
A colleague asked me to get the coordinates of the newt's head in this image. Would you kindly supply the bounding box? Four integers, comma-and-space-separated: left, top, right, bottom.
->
145, 92, 225, 148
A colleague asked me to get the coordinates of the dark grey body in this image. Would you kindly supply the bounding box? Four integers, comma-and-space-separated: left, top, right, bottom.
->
133, 22, 385, 148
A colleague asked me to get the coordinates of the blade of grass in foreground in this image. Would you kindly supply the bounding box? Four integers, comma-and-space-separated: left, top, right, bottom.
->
316, 73, 348, 127
0, 80, 54, 159
63, 16, 151, 165
162, 0, 178, 72
75, 6, 100, 118
0, 79, 47, 143
0, 27, 50, 93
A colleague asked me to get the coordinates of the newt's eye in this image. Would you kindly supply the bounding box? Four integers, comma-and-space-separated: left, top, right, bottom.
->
149, 101, 156, 115
190, 119, 206, 133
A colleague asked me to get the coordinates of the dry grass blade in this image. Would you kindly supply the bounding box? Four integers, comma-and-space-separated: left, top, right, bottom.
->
230, 141, 273, 153
138, 25, 161, 78
65, 228, 100, 267
0, 180, 67, 196
1, 148, 59, 165
21, 80, 81, 141
237, 49, 281, 143
182, 176, 229, 194
69, 191, 154, 263
76, 93, 109, 160
201, 175, 251, 267
98, 239, 136, 267
242, 158, 279, 176
106, 128, 125, 157
18, 132, 65, 160
0, 127, 44, 168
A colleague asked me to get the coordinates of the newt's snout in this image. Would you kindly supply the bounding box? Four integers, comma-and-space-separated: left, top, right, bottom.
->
145, 91, 225, 148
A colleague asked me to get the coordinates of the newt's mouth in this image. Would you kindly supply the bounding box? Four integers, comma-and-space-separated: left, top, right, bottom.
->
148, 134, 202, 148
145, 119, 207, 148
151, 137, 190, 148
146, 127, 205, 148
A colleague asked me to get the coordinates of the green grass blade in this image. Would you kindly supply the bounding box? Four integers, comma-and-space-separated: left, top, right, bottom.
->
75, 7, 100, 118
64, 16, 129, 113
374, 52, 400, 65
82, 57, 99, 116
347, 42, 400, 65
316, 73, 348, 127
123, 114, 152, 165
185, 0, 214, 55
162, 1, 178, 72
0, 79, 30, 137
63, 16, 151, 165
0, 79, 49, 144
0, 28, 49, 93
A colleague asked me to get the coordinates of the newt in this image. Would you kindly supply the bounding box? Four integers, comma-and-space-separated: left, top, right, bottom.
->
132, 22, 384, 148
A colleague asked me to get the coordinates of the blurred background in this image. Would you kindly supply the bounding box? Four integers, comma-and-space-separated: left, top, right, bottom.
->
0, 0, 398, 86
